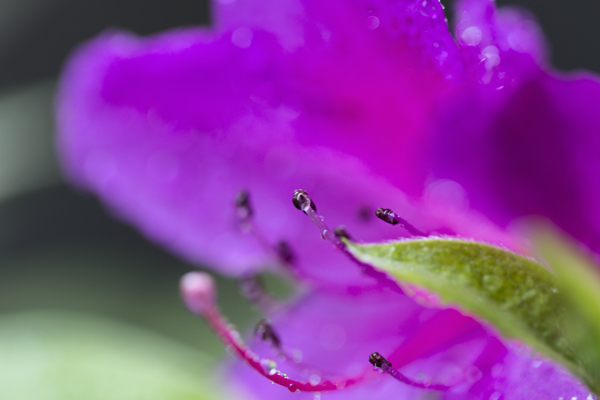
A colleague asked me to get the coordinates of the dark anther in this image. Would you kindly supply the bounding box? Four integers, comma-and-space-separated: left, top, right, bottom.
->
254, 318, 281, 348
292, 189, 317, 214
238, 275, 263, 302
369, 352, 392, 369
276, 240, 295, 264
375, 208, 399, 226
235, 190, 253, 220
334, 226, 352, 240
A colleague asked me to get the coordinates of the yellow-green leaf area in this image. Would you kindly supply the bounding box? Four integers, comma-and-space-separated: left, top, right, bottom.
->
346, 238, 598, 394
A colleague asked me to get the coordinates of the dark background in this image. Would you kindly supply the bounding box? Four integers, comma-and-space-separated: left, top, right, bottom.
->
0, 0, 597, 397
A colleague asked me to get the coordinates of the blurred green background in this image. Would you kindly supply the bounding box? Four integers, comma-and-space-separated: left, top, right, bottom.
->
0, 0, 599, 398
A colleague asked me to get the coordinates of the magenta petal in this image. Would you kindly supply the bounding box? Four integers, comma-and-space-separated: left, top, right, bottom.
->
454, 0, 547, 87
55, 0, 473, 283
226, 289, 487, 399
57, 29, 419, 283
224, 288, 589, 399
431, 72, 600, 256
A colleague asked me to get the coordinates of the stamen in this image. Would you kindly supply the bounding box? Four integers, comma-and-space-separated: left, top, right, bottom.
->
234, 190, 297, 270
254, 318, 281, 348
235, 190, 253, 222
292, 189, 317, 214
333, 226, 352, 240
375, 208, 428, 237
292, 189, 402, 293
180, 271, 364, 392
369, 352, 450, 391
276, 240, 295, 265
237, 275, 278, 311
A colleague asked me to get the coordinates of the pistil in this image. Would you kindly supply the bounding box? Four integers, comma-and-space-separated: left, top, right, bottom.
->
235, 190, 297, 270
180, 271, 365, 393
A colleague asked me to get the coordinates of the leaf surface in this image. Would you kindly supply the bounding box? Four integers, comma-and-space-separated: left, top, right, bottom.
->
346, 237, 599, 394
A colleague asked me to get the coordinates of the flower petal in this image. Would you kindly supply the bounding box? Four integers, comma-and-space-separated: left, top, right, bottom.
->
56, 0, 473, 283
431, 72, 600, 256
56, 28, 430, 285
225, 288, 589, 399
454, 0, 547, 87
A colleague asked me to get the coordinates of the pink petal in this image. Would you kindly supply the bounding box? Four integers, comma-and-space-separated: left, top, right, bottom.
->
55, 1, 474, 283
431, 71, 600, 256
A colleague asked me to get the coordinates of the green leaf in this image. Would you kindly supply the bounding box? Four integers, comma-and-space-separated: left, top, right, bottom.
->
0, 311, 231, 400
529, 220, 600, 396
345, 237, 599, 394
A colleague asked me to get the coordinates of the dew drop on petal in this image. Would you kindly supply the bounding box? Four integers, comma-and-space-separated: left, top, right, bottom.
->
461, 26, 482, 46
293, 349, 303, 363
319, 324, 346, 351
489, 392, 502, 400
465, 365, 483, 383
288, 383, 299, 392
309, 373, 321, 385
260, 359, 277, 375
231, 27, 253, 48
491, 364, 503, 378
366, 16, 380, 29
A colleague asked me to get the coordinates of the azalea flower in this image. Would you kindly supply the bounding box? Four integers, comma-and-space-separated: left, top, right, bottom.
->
55, 0, 600, 398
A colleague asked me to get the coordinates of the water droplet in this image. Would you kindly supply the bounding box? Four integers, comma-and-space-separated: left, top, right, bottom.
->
366, 15, 380, 29
260, 359, 277, 375
293, 349, 303, 363
532, 360, 543, 368
489, 392, 502, 400
372, 365, 383, 373
491, 364, 503, 378
288, 383, 299, 392
481, 45, 501, 70
321, 230, 328, 241
314, 393, 321, 400
231, 27, 253, 48
309, 374, 321, 385
461, 26, 482, 46
465, 366, 482, 383
319, 324, 347, 351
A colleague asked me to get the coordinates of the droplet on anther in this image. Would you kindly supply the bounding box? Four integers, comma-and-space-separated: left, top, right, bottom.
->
276, 240, 295, 264
235, 190, 253, 220
334, 226, 352, 240
180, 272, 216, 316
375, 208, 400, 225
255, 319, 282, 348
293, 189, 317, 214
369, 352, 392, 369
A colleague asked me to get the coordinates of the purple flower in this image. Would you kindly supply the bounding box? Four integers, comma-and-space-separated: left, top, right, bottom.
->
55, 0, 599, 398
